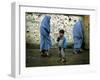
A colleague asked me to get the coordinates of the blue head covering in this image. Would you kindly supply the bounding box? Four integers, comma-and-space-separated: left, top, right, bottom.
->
40, 16, 51, 36
41, 16, 51, 28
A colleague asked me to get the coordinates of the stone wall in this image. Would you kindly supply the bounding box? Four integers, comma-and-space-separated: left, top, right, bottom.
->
26, 12, 89, 48
83, 16, 90, 49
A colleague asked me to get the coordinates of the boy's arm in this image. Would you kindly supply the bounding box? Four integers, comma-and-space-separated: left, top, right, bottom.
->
63, 37, 67, 48
57, 37, 60, 42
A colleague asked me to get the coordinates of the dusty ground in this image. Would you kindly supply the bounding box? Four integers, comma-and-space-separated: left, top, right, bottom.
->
26, 48, 89, 67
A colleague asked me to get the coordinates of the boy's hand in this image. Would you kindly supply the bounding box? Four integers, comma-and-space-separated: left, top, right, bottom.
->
57, 37, 60, 42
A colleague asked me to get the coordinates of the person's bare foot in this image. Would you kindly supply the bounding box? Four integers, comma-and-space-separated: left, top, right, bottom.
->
73, 50, 78, 54
40, 52, 44, 57
61, 58, 66, 63
45, 52, 50, 57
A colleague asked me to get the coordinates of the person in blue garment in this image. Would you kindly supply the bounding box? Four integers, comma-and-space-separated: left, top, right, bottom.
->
57, 29, 67, 62
73, 19, 83, 54
40, 15, 52, 57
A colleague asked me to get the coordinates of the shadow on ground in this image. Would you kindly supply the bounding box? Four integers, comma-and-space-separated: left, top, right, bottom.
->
26, 48, 89, 67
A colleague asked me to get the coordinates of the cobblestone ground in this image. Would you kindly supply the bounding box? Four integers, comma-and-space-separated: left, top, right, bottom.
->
26, 49, 89, 67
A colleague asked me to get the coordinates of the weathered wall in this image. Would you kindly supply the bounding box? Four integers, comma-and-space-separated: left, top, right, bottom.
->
83, 16, 90, 49
26, 12, 89, 48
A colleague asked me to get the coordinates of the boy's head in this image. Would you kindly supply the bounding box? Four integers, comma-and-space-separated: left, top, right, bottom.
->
59, 29, 64, 37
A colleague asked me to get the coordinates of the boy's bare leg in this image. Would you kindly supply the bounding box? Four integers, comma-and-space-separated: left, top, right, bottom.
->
57, 47, 62, 62
61, 48, 66, 62
61, 48, 65, 58
58, 47, 62, 60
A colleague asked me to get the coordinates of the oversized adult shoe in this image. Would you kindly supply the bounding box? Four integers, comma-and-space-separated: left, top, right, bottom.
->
73, 50, 78, 54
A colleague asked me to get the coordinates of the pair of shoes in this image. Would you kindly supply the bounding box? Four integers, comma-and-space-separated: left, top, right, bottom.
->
40, 51, 49, 57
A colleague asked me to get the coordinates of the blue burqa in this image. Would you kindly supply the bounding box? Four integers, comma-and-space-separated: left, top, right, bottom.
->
40, 16, 52, 50
73, 20, 83, 49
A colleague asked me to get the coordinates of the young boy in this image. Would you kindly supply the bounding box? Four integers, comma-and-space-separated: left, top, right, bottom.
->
57, 29, 67, 62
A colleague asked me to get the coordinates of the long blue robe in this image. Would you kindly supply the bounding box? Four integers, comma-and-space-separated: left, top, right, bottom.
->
73, 20, 83, 49
40, 16, 52, 50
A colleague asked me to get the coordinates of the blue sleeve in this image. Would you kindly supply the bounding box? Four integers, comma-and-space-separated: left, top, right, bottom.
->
63, 37, 67, 48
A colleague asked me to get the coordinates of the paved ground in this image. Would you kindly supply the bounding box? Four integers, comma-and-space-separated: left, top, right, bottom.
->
26, 48, 89, 67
